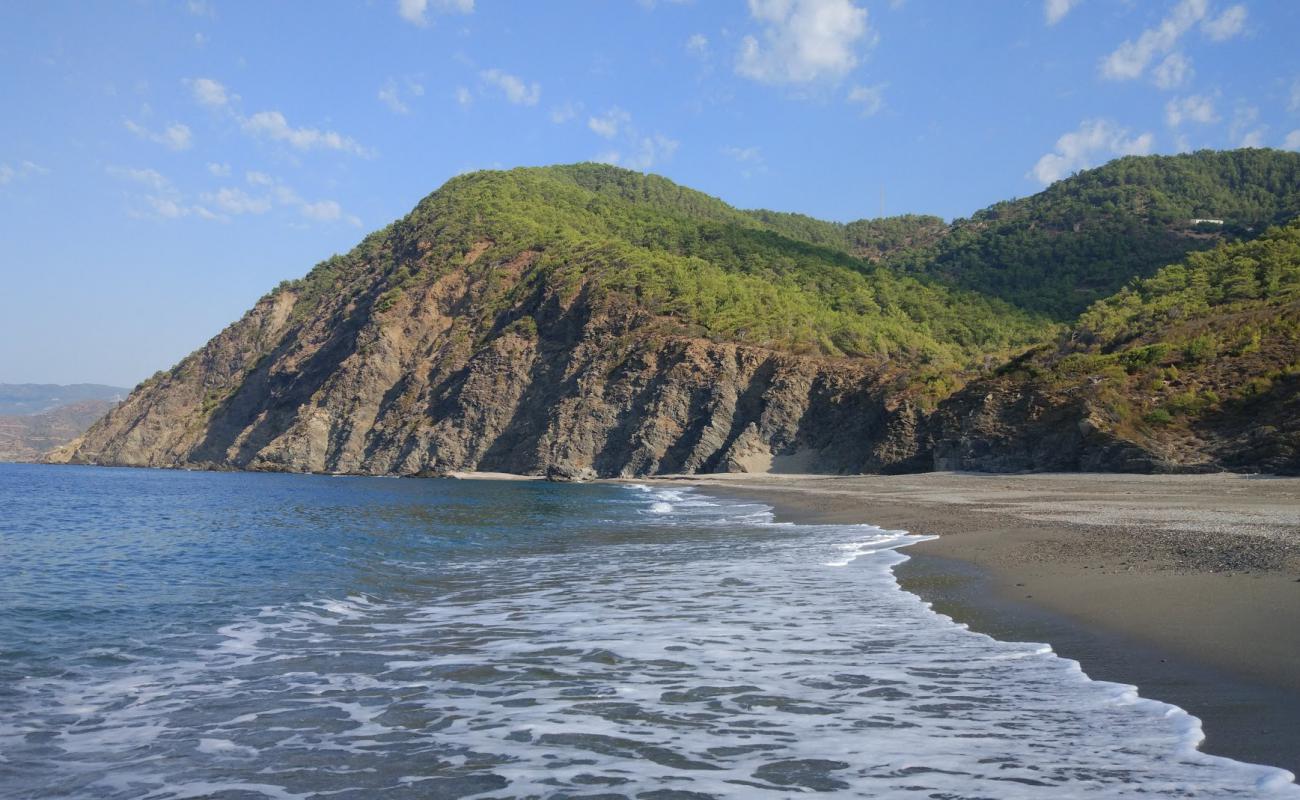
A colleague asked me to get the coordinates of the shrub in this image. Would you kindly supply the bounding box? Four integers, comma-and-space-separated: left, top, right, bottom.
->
1144, 408, 1174, 425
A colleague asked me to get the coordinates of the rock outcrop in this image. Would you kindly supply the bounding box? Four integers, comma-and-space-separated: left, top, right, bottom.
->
52, 159, 1300, 478
54, 245, 921, 477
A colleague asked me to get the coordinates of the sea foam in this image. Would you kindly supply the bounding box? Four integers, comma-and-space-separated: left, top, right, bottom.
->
0, 482, 1295, 798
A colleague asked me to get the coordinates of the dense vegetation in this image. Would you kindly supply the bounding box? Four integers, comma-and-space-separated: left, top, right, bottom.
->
743, 210, 948, 262
268, 151, 1299, 420
279, 164, 1054, 381
885, 149, 1300, 319
1003, 219, 1300, 442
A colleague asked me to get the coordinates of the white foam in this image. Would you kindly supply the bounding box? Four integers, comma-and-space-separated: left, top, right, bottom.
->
1, 483, 1295, 798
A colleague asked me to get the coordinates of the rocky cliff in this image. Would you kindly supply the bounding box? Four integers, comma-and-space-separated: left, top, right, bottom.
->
55, 165, 972, 477
56, 254, 931, 477
53, 157, 1300, 478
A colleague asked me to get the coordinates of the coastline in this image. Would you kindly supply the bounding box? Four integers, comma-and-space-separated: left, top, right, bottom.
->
634, 471, 1300, 776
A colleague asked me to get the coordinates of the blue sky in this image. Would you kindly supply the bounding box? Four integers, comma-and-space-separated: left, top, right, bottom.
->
3, 0, 1299, 386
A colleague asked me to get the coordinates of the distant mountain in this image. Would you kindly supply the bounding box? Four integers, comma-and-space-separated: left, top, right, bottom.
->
50, 152, 1300, 477
0, 399, 120, 462
0, 383, 127, 415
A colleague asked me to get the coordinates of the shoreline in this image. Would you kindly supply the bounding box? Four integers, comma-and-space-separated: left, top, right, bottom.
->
634, 472, 1300, 777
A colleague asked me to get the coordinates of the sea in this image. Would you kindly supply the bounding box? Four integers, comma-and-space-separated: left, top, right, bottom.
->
0, 463, 1296, 799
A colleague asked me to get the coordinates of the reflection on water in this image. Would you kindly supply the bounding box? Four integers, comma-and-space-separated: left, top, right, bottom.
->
0, 465, 1295, 798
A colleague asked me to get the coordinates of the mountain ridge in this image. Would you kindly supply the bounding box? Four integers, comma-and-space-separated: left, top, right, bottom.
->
52, 150, 1300, 477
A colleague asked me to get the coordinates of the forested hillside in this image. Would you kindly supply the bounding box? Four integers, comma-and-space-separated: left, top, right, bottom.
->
932, 220, 1300, 473
885, 149, 1300, 319
54, 151, 1300, 477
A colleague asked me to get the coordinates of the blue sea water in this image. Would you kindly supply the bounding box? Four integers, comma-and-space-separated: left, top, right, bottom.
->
0, 462, 1296, 799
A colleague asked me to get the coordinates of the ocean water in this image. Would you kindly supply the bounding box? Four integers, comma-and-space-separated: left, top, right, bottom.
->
0, 464, 1296, 799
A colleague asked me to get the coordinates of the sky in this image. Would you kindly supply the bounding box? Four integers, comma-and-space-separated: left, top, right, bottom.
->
2, 0, 1299, 387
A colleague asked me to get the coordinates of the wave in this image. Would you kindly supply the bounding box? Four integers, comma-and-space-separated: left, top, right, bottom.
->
0, 483, 1295, 798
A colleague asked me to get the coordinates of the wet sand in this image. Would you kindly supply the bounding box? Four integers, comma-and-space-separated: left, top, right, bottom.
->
635, 472, 1300, 776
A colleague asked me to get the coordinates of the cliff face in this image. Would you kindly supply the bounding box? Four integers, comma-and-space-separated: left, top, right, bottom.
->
56, 243, 926, 477
54, 159, 1300, 479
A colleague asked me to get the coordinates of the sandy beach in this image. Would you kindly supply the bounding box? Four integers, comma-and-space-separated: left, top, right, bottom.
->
634, 471, 1300, 775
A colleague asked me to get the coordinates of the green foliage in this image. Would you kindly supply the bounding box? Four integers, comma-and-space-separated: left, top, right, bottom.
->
503, 316, 538, 339
1181, 333, 1218, 364
374, 288, 403, 313
386, 163, 1055, 371
744, 210, 949, 261
1010, 217, 1300, 435
1077, 220, 1300, 349
884, 149, 1300, 319
1144, 408, 1174, 425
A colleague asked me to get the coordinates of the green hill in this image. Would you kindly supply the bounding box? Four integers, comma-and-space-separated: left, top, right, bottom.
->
933, 219, 1300, 473
60, 151, 1300, 477
281, 163, 1053, 377
886, 149, 1300, 319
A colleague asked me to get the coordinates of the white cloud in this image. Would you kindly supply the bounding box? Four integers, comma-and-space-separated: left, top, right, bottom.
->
1289, 77, 1300, 114
1284, 130, 1300, 150
1152, 52, 1193, 90
1240, 130, 1264, 147
106, 165, 217, 220
686, 33, 709, 56
107, 165, 356, 225
379, 82, 408, 114
846, 83, 885, 116
549, 101, 581, 124
1099, 0, 1206, 82
1029, 119, 1154, 185
736, 0, 872, 85
206, 187, 272, 215
301, 200, 352, 224
189, 77, 230, 107
190, 78, 370, 158
479, 69, 540, 106
1044, 0, 1081, 26
455, 86, 473, 107
1201, 3, 1246, 41
1164, 94, 1218, 127
187, 0, 213, 17
124, 119, 193, 151
0, 160, 48, 186
618, 135, 679, 171
722, 145, 763, 163
1229, 104, 1266, 147
106, 165, 170, 192
241, 111, 372, 156
587, 109, 678, 172
397, 0, 473, 27
378, 77, 424, 114
722, 145, 766, 177
588, 107, 631, 139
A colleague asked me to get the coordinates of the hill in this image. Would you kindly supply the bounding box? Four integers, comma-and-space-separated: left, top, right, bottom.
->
0, 383, 126, 415
931, 218, 1300, 474
53, 153, 1300, 477
885, 149, 1300, 319
0, 399, 120, 462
